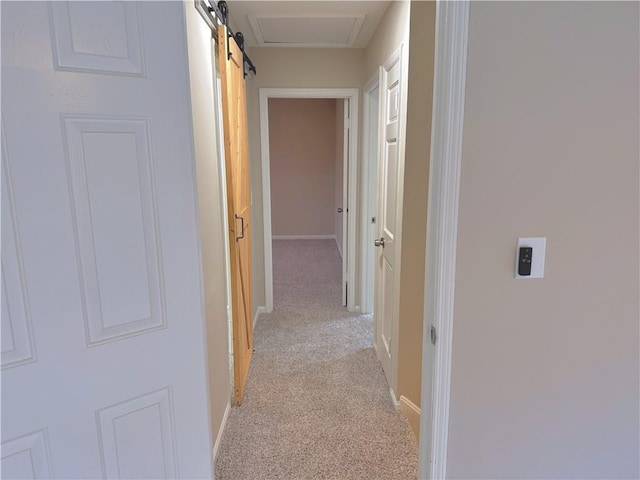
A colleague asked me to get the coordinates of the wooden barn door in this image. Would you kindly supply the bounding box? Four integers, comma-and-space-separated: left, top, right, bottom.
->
217, 26, 254, 405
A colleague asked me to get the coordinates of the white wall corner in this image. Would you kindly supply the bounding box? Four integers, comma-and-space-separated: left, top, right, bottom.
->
212, 401, 230, 468
399, 395, 421, 439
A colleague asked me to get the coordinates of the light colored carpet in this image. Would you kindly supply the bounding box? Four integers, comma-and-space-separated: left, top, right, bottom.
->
214, 239, 418, 479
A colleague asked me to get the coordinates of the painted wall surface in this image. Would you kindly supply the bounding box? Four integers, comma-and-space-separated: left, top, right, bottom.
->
335, 99, 345, 255
268, 98, 337, 237
246, 47, 365, 313
184, 3, 231, 466
365, 1, 410, 81
396, 0, 436, 423
365, 0, 433, 417
447, 2, 640, 477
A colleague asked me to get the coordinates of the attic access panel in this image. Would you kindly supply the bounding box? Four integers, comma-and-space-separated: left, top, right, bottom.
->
249, 15, 365, 47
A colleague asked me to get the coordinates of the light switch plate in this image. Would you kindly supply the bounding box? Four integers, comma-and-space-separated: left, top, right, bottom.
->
515, 237, 546, 279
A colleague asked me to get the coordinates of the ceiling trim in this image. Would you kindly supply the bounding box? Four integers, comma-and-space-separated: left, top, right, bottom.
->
248, 14, 366, 48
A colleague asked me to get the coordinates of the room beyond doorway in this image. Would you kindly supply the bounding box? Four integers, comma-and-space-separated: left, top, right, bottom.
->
268, 98, 346, 304
259, 88, 360, 313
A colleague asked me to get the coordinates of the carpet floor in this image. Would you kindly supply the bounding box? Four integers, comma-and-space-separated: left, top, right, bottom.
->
214, 239, 418, 479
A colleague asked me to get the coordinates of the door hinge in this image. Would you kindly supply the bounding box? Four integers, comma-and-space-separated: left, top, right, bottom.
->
430, 325, 437, 345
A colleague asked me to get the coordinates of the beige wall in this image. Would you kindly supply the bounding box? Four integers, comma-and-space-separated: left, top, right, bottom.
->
184, 2, 231, 463
268, 98, 337, 237
246, 47, 365, 312
396, 0, 436, 419
364, 0, 433, 423
365, 1, 410, 80
335, 99, 344, 254
447, 2, 640, 477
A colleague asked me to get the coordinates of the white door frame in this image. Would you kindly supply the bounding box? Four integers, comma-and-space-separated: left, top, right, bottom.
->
418, 1, 470, 478
259, 88, 359, 313
340, 98, 350, 307
360, 70, 382, 315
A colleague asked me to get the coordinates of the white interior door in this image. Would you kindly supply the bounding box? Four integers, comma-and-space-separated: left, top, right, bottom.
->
1, 2, 212, 478
341, 99, 350, 306
374, 50, 403, 389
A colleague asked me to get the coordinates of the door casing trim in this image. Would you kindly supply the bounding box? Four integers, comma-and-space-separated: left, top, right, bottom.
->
360, 70, 382, 315
259, 88, 359, 312
418, 1, 470, 478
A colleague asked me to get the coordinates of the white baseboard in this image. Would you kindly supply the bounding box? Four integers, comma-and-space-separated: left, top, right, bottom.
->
272, 235, 335, 240
399, 395, 421, 439
212, 402, 230, 466
253, 306, 266, 330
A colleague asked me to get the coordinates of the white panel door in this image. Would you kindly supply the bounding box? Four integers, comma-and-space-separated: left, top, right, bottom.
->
1, 2, 212, 478
374, 49, 403, 389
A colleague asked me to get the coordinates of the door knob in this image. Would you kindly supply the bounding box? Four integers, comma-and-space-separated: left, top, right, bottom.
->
374, 237, 385, 248
337, 208, 344, 213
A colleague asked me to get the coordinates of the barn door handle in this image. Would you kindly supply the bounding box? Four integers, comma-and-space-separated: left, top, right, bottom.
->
235, 214, 245, 242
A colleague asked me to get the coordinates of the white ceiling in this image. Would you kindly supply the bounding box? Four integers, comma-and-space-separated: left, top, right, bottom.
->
226, 1, 392, 48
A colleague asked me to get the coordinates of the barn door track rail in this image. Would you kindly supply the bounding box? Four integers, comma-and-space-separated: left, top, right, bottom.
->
206, 0, 257, 78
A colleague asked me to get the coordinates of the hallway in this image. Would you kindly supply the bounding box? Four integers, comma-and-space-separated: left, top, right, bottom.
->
215, 240, 418, 479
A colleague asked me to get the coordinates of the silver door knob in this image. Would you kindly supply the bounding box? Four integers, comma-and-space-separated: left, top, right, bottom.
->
337, 208, 344, 213
374, 237, 385, 248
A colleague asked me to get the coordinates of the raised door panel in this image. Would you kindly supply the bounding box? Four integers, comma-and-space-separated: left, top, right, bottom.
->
382, 139, 398, 249
1, 128, 36, 370
97, 388, 177, 479
1, 429, 52, 479
49, 1, 145, 76
63, 116, 166, 346
380, 255, 394, 356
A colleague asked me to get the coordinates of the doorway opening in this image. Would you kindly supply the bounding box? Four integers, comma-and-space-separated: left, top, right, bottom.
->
360, 72, 381, 316
268, 97, 347, 308
259, 88, 359, 313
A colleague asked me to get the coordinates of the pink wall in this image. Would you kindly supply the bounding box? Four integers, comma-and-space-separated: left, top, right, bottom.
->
269, 98, 337, 236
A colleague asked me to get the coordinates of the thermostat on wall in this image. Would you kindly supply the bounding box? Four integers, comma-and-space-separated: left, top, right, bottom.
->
515, 237, 546, 279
